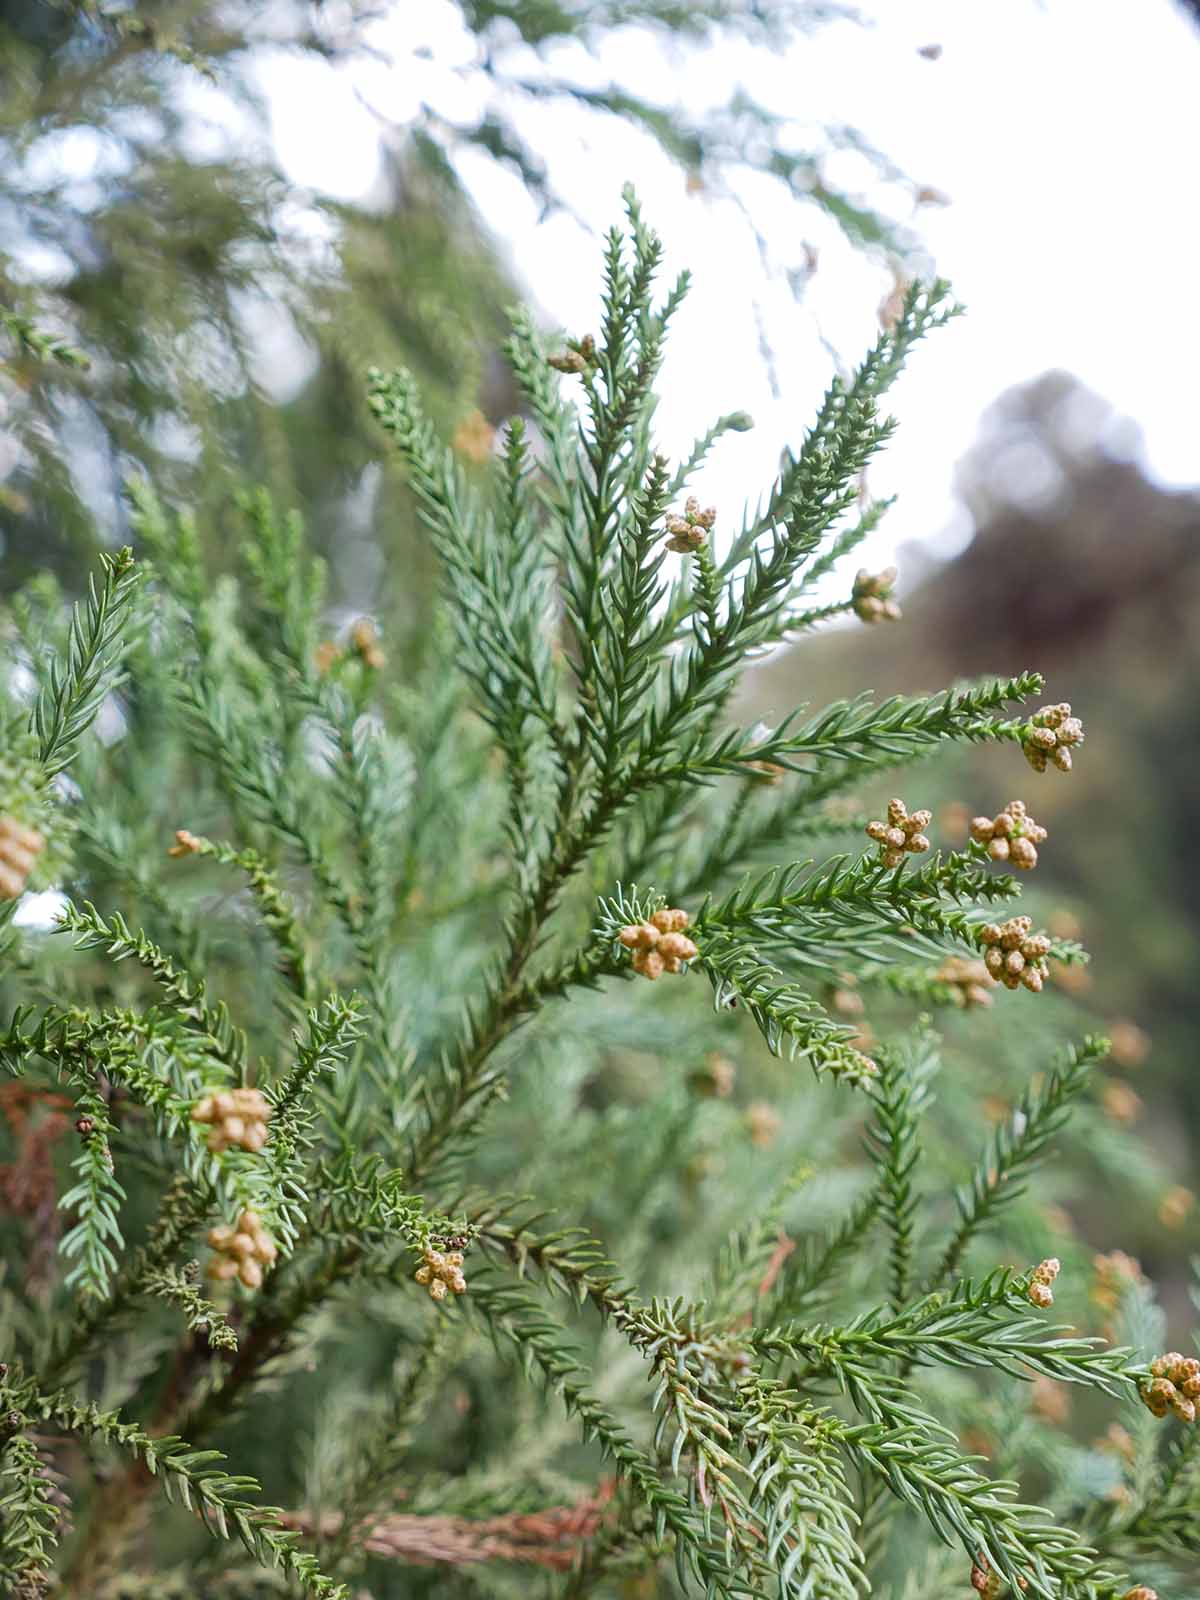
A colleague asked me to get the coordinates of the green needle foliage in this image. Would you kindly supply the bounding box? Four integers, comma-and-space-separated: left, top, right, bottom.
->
0, 195, 1193, 1600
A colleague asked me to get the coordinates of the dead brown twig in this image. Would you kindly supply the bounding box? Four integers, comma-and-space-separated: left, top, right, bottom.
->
281, 1484, 615, 1570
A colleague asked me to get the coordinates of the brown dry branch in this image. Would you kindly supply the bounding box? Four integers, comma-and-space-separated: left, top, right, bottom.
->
280, 1486, 614, 1570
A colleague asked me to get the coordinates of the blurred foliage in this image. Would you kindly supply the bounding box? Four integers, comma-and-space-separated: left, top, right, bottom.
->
1, 0, 923, 615
752, 370, 1200, 1319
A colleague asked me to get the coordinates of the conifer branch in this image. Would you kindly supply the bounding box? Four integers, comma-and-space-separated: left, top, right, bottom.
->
931, 1036, 1110, 1289
0, 1409, 61, 1595
164, 832, 314, 1003
56, 903, 246, 1070
864, 1039, 930, 1310
4, 1373, 348, 1598
1, 302, 90, 369
143, 1264, 239, 1352
30, 548, 139, 781
755, 1272, 1144, 1396
57, 1080, 126, 1301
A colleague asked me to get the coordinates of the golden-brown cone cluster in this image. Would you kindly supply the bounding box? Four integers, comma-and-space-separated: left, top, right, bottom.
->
548, 333, 596, 374
452, 408, 496, 464
192, 1088, 271, 1154
852, 566, 901, 622
415, 1247, 467, 1302
1026, 1256, 1060, 1309
168, 828, 204, 857
350, 617, 385, 670
1022, 702, 1084, 773
663, 496, 716, 554
978, 917, 1052, 993
866, 797, 931, 869
617, 908, 698, 980
208, 1209, 277, 1290
1157, 1184, 1194, 1229
1142, 1352, 1200, 1423
970, 800, 1047, 870
0, 815, 45, 900
1091, 1251, 1144, 1330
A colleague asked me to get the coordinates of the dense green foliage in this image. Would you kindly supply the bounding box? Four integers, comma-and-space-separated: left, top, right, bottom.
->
1, 197, 1195, 1599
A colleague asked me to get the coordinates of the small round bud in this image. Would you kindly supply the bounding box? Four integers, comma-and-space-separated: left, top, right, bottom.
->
634, 949, 664, 980
167, 827, 204, 858
651, 908, 689, 933
1010, 837, 1038, 870
1144, 1377, 1178, 1417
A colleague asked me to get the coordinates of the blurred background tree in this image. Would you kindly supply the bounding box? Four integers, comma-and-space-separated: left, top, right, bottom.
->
750, 373, 1200, 1319
0, 0, 917, 633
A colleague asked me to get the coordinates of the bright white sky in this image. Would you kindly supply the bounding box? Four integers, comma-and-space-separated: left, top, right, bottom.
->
256, 0, 1200, 580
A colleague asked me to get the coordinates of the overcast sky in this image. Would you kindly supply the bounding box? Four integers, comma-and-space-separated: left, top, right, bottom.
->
257, 0, 1200, 584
